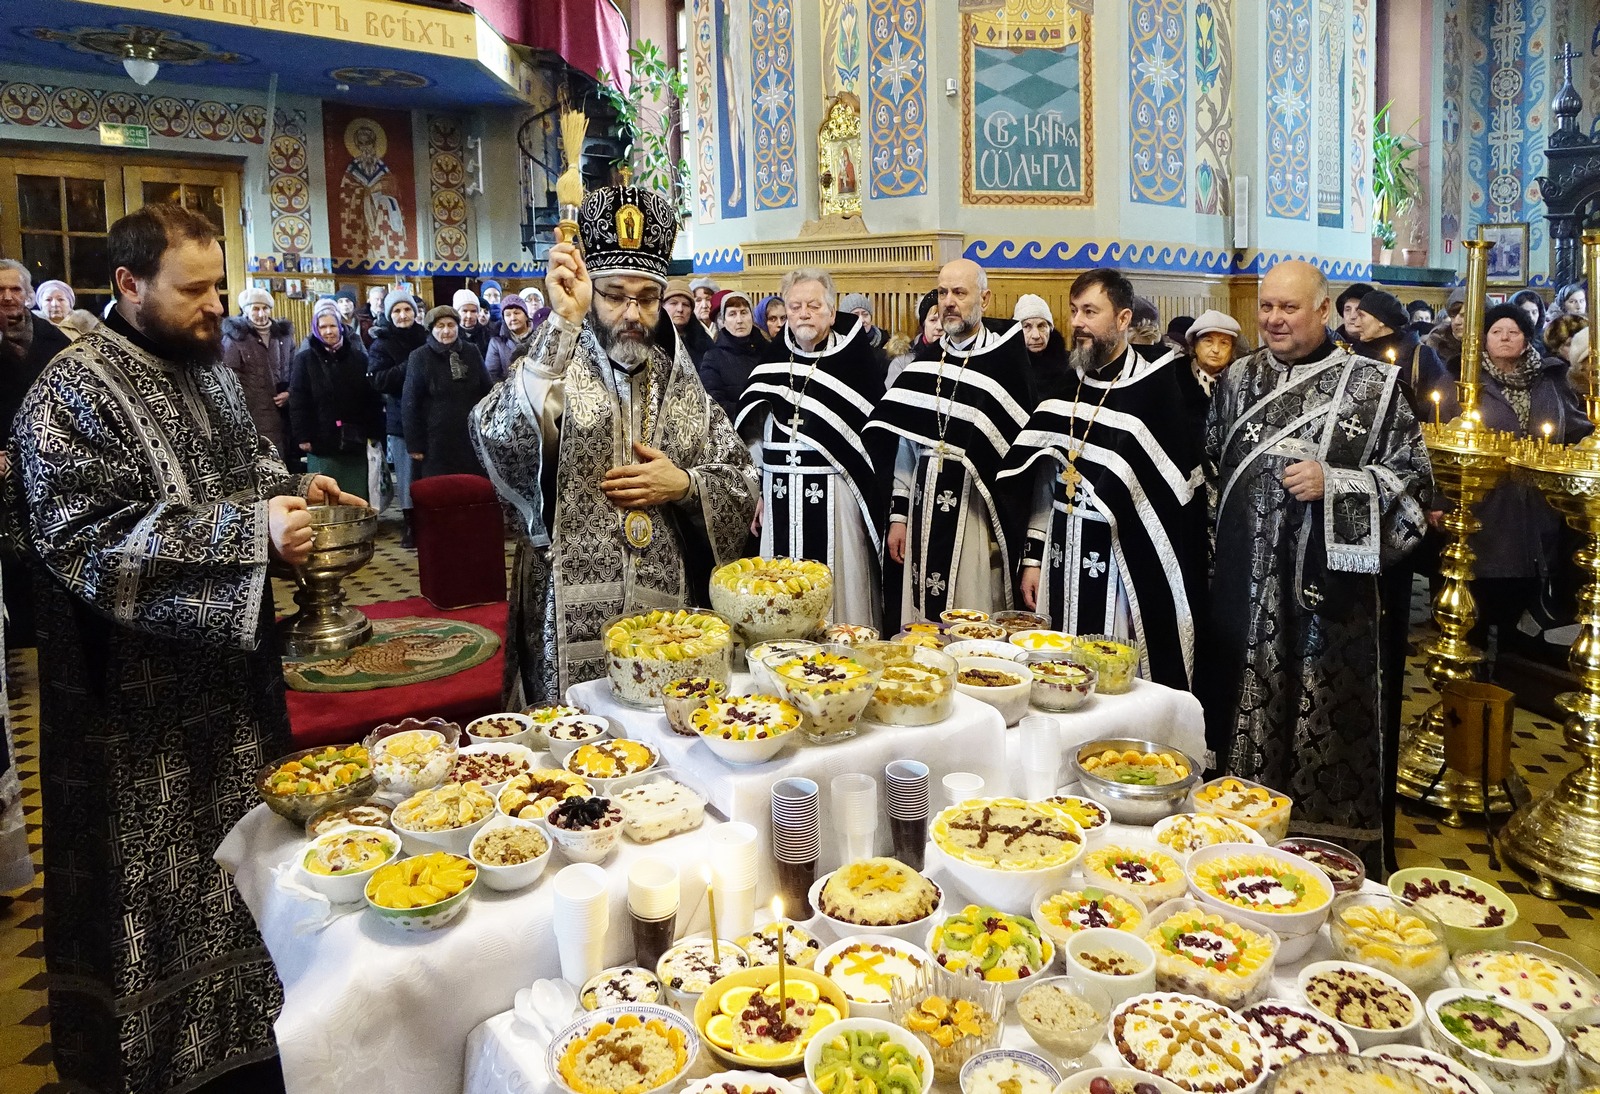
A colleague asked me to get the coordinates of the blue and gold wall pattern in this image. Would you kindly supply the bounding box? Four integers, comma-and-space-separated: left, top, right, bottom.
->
751, 0, 797, 210
714, 0, 751, 218
1466, 0, 1549, 264
1315, 0, 1347, 227
1129, 0, 1187, 206
867, 0, 927, 199
1264, 0, 1312, 220
1193, 0, 1234, 215
692, 0, 720, 223
962, 2, 1093, 206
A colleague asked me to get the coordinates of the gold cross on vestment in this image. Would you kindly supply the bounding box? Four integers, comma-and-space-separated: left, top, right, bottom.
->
1059, 458, 1083, 509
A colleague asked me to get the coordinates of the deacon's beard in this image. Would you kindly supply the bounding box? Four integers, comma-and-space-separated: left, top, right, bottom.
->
1068, 329, 1120, 372
594, 310, 653, 368
136, 299, 223, 361
942, 306, 981, 341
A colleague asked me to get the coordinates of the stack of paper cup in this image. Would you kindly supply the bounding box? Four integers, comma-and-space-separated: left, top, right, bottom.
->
832, 772, 879, 864
708, 822, 759, 937
552, 862, 610, 985
627, 859, 680, 969
771, 778, 820, 916
1018, 714, 1062, 800
884, 760, 930, 869
942, 771, 985, 809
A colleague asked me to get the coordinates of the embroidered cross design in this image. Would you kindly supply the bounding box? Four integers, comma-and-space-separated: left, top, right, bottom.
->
773, 480, 788, 499
1244, 422, 1264, 443
936, 489, 957, 513
784, 450, 803, 466
805, 483, 824, 505
1304, 583, 1323, 606
1083, 551, 1107, 578
924, 571, 947, 597
1049, 543, 1064, 568
1339, 413, 1365, 440
1072, 481, 1092, 510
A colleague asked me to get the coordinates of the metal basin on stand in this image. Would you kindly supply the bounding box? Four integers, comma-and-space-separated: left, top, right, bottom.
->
278, 504, 379, 660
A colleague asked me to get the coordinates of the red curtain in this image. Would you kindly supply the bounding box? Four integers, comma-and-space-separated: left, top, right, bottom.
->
466, 0, 632, 89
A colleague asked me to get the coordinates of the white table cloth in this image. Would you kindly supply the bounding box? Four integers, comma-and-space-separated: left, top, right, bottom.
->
217, 805, 733, 1094
464, 820, 1366, 1094
566, 675, 1206, 874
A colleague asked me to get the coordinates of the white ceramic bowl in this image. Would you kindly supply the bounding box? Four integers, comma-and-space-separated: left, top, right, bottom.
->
1359, 1044, 1496, 1094
925, 910, 1057, 1002
546, 798, 625, 863
563, 741, 661, 795
681, 1073, 804, 1094
953, 656, 1033, 726
1421, 989, 1565, 1094
544, 715, 615, 765
468, 818, 553, 892
813, 934, 933, 1020
464, 712, 539, 750
1298, 960, 1425, 1049
1063, 927, 1156, 1007
808, 870, 946, 945
958, 1048, 1060, 1094
693, 701, 801, 766
1184, 842, 1335, 956
1053, 1068, 1184, 1094
1008, 629, 1076, 653
945, 639, 1026, 662
928, 808, 1086, 915
390, 789, 496, 857
1031, 880, 1149, 947
294, 824, 401, 905
450, 741, 540, 796
804, 1017, 935, 1094
545, 1004, 700, 1094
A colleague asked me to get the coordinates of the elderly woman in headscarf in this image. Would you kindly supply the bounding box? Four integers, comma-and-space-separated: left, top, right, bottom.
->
289, 297, 382, 496
887, 288, 940, 385
753, 296, 786, 341
32, 279, 100, 341
402, 305, 491, 479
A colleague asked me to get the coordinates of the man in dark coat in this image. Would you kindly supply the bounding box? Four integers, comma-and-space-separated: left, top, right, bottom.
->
366, 288, 427, 544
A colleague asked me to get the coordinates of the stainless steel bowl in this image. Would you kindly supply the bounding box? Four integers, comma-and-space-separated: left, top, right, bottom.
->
1069, 737, 1200, 824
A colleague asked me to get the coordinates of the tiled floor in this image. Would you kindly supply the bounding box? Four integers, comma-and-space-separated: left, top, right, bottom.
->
1, 539, 1597, 1093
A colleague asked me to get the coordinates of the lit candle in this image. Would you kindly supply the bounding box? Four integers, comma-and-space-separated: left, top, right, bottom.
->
1386, 348, 1397, 364
1543, 421, 1554, 445
771, 896, 787, 1022
705, 867, 720, 964
1431, 390, 1441, 425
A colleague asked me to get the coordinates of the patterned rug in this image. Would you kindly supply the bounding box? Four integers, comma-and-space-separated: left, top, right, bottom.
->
283, 616, 501, 692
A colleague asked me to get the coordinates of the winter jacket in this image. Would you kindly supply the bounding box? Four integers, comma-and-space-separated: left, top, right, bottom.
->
699, 327, 769, 421
1423, 321, 1463, 376
37, 308, 101, 342
460, 321, 492, 359
1352, 328, 1453, 410
288, 335, 383, 456
0, 312, 70, 442
1471, 351, 1591, 579
675, 320, 714, 368
221, 316, 295, 458
401, 336, 492, 479
366, 319, 427, 436
485, 327, 536, 383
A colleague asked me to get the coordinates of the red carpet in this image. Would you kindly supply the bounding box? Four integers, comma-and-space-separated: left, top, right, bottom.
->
285, 597, 508, 748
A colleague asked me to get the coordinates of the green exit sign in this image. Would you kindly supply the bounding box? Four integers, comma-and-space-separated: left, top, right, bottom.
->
99, 122, 150, 149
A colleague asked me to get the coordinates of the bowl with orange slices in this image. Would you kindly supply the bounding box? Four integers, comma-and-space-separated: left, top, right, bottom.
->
693, 965, 850, 1071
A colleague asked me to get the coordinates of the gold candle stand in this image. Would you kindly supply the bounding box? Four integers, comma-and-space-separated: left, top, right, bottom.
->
1397, 239, 1525, 822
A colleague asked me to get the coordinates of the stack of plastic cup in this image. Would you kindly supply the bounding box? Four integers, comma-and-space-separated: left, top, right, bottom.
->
552, 862, 610, 985
941, 771, 985, 808
771, 777, 820, 916
832, 772, 879, 864
708, 822, 759, 937
627, 859, 680, 969
884, 760, 930, 870
1018, 714, 1062, 800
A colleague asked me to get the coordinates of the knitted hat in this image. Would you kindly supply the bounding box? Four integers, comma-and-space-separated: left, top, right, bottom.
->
1484, 302, 1535, 342
479, 279, 502, 294
425, 305, 460, 330
1187, 309, 1242, 344
916, 288, 939, 326
1132, 296, 1160, 325
840, 292, 872, 315
1013, 294, 1053, 325
522, 287, 545, 306
34, 279, 73, 307
311, 298, 343, 344
689, 276, 720, 294
1357, 290, 1409, 334
1166, 316, 1195, 343
719, 289, 753, 319
1444, 286, 1469, 315
1335, 282, 1376, 314
708, 289, 731, 316
499, 294, 530, 317
238, 286, 273, 310
383, 288, 416, 319
1406, 298, 1432, 318
334, 287, 358, 304
452, 289, 481, 310
663, 280, 693, 304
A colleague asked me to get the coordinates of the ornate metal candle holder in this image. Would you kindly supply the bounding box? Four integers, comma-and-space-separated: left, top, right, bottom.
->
278, 504, 379, 660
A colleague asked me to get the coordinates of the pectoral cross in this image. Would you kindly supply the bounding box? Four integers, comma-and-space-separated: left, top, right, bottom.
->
1059, 457, 1083, 510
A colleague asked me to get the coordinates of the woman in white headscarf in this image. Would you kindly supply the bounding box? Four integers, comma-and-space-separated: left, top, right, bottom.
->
32, 280, 100, 341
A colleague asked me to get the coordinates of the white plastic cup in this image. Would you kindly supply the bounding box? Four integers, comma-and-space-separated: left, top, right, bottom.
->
1018, 714, 1061, 799
710, 823, 760, 888
556, 935, 607, 986
716, 883, 757, 938
772, 777, 820, 813
627, 858, 680, 920
553, 862, 610, 930
841, 828, 878, 863
942, 772, 985, 808
832, 773, 879, 832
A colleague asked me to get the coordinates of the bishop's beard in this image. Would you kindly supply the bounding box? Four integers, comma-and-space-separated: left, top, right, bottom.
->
593, 310, 653, 369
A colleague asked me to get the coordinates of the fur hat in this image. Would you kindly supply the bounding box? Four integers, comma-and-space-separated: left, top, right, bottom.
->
916, 288, 939, 326
425, 305, 460, 330
1187, 309, 1242, 343
663, 280, 693, 304
238, 286, 273, 310
719, 289, 753, 319
1484, 302, 1535, 342
452, 289, 481, 310
1013, 294, 1053, 325
689, 276, 720, 294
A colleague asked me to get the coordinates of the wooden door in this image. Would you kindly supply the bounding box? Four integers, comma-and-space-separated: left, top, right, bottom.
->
123, 164, 246, 314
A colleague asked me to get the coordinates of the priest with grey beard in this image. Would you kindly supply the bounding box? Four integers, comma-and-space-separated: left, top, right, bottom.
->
471, 184, 756, 706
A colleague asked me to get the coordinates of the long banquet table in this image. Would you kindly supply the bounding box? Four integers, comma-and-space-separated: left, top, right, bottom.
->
216, 675, 1206, 1094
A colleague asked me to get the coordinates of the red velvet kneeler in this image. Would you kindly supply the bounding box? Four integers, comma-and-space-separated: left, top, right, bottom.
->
411, 474, 508, 609
284, 597, 508, 749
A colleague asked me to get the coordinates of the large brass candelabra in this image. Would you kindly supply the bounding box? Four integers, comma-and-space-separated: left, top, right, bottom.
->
1494, 229, 1600, 897
1398, 239, 1525, 822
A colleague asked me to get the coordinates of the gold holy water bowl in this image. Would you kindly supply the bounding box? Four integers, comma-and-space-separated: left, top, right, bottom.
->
278, 504, 379, 660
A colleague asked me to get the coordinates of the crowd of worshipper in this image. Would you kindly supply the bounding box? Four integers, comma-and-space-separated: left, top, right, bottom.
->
0, 185, 1591, 1094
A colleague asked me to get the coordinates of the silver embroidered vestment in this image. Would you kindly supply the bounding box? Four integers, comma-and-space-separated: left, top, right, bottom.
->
472, 318, 756, 706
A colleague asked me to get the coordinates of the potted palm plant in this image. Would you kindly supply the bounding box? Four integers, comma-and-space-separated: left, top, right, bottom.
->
1371, 102, 1423, 266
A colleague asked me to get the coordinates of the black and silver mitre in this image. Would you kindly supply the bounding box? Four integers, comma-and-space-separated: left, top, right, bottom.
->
577, 185, 676, 285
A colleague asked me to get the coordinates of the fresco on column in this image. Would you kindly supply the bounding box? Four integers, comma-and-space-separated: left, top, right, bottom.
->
1466, 0, 1550, 267
1129, 0, 1187, 206
1193, 0, 1235, 214
1264, 0, 1312, 219
714, 0, 752, 218
962, 0, 1093, 206
1440, 0, 1465, 241
322, 103, 418, 266
822, 0, 863, 98
1315, 0, 1346, 227
868, 0, 927, 198
1348, 0, 1370, 233
752, 0, 798, 209
692, 0, 720, 223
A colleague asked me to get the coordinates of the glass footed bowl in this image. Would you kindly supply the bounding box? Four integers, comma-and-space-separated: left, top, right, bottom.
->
888, 961, 1005, 1084
860, 641, 957, 726
1013, 975, 1111, 1064
763, 643, 884, 744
